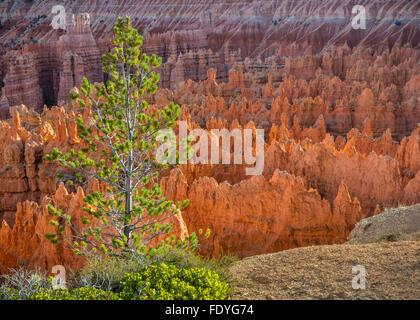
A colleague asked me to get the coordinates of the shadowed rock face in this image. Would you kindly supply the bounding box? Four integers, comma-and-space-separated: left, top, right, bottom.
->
0, 12, 103, 112
0, 0, 419, 108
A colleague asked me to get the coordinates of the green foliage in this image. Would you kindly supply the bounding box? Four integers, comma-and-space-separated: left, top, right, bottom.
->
0, 287, 19, 300
45, 16, 194, 259
1, 258, 231, 300
73, 256, 148, 291
30, 287, 121, 300
0, 267, 52, 300
119, 263, 229, 300
71, 249, 236, 293
151, 246, 237, 283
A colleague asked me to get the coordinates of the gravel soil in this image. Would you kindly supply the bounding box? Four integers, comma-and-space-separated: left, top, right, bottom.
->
228, 241, 420, 300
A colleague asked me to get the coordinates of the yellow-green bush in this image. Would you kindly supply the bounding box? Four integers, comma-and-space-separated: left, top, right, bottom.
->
73, 256, 147, 291
119, 263, 228, 300
30, 287, 121, 300
0, 287, 19, 300
30, 264, 228, 300
151, 246, 237, 283
1, 260, 230, 300
72, 248, 236, 293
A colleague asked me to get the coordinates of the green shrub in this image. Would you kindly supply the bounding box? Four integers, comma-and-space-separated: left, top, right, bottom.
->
2, 262, 229, 300
73, 256, 148, 291
0, 287, 19, 300
152, 246, 237, 283
30, 287, 121, 300
120, 263, 228, 300
72, 248, 236, 291
0, 267, 51, 300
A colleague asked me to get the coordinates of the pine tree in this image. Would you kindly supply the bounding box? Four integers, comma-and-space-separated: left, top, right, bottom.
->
45, 17, 196, 260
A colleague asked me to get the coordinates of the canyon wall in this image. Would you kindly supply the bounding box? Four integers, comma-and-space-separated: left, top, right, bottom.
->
0, 0, 419, 272
0, 79, 419, 271
0, 0, 419, 108
0, 104, 188, 273
0, 12, 103, 113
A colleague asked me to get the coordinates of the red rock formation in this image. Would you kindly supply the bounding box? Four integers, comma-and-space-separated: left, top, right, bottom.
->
0, 94, 10, 120
1, 51, 43, 111
55, 13, 103, 105
0, 185, 85, 274
1, 0, 419, 108
403, 170, 420, 204
0, 0, 419, 271
0, 86, 419, 269
396, 127, 420, 175
161, 168, 362, 258
0, 13, 103, 110
0, 180, 188, 274
170, 44, 420, 140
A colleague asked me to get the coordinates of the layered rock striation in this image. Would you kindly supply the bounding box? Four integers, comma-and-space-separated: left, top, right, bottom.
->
0, 0, 419, 107
0, 12, 103, 111
0, 0, 419, 272
0, 80, 419, 269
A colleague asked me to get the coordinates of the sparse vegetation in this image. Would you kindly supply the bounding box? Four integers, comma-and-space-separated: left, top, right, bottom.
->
372, 232, 405, 243
152, 246, 237, 283
0, 246, 235, 300
0, 251, 233, 300
69, 246, 235, 293
71, 256, 149, 292
0, 268, 52, 300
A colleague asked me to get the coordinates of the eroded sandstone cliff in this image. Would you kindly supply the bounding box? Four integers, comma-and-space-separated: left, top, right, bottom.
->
0, 0, 419, 273
0, 0, 419, 108
0, 78, 418, 271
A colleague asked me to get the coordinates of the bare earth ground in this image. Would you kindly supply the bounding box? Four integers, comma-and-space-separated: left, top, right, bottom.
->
228, 241, 420, 300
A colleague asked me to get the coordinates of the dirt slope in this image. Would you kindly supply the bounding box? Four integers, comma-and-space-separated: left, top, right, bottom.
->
348, 205, 420, 244
229, 241, 420, 300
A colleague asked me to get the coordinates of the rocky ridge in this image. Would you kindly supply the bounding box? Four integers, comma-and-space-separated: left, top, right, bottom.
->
0, 0, 419, 273
0, 81, 419, 271
0, 0, 419, 109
